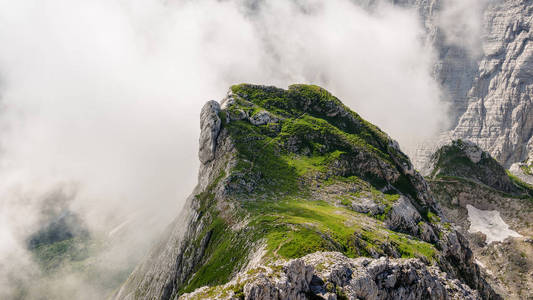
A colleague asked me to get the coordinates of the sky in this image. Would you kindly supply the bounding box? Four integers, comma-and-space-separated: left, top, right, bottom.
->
0, 0, 473, 298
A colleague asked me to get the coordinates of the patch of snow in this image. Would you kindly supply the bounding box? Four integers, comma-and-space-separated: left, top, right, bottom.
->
466, 204, 522, 244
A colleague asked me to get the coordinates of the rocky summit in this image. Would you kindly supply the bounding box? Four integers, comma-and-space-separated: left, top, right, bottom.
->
428, 140, 522, 195
114, 84, 499, 300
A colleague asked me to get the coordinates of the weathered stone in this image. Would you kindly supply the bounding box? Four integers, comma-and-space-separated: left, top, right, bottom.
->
249, 110, 278, 126
386, 196, 422, 236
181, 252, 481, 300
198, 100, 221, 164
351, 197, 385, 215
410, 0, 533, 168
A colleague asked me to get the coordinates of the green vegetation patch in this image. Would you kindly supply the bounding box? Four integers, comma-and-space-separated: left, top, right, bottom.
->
31, 236, 91, 271
507, 171, 533, 198
520, 163, 532, 176
281, 150, 344, 176
181, 84, 442, 295
226, 120, 299, 194
430, 140, 523, 196
180, 196, 436, 295
181, 217, 252, 294
426, 211, 441, 224
224, 84, 422, 198
244, 198, 436, 261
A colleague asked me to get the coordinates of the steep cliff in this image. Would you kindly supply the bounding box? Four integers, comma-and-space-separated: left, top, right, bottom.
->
401, 0, 533, 168
114, 85, 498, 300
449, 0, 533, 167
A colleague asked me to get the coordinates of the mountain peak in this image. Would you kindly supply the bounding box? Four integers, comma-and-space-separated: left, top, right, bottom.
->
429, 139, 522, 195
115, 85, 498, 300
199, 84, 428, 204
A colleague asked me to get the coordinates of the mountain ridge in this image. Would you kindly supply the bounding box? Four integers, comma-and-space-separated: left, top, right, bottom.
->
114, 84, 498, 300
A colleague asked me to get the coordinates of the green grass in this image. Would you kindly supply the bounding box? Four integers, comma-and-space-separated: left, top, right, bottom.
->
266, 226, 331, 258
426, 211, 441, 223
338, 196, 352, 207
281, 151, 344, 176
31, 237, 90, 271
225, 85, 421, 200
507, 171, 533, 198
226, 120, 300, 195
389, 233, 435, 259
520, 163, 532, 175
180, 196, 437, 295
181, 217, 252, 293
230, 84, 401, 163
244, 198, 436, 261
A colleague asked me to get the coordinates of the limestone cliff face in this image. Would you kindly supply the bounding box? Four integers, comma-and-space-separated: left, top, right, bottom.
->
114, 85, 499, 300
401, 0, 533, 168
449, 0, 533, 167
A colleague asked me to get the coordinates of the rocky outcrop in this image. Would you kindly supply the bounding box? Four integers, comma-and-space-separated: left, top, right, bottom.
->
198, 100, 221, 164
509, 151, 533, 184
428, 140, 520, 194
385, 196, 422, 237
181, 252, 480, 300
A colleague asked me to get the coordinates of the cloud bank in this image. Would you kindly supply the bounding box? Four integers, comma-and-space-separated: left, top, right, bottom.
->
437, 0, 494, 56
0, 0, 448, 298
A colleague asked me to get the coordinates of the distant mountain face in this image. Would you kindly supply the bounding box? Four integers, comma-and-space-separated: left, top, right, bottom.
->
393, 0, 533, 168
427, 140, 533, 299
114, 84, 498, 300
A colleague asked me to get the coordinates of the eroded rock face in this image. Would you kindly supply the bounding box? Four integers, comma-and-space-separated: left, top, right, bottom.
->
181, 252, 481, 300
410, 0, 533, 168
509, 162, 533, 184
386, 196, 422, 236
509, 147, 533, 184
249, 110, 279, 126
448, 0, 533, 167
199, 100, 221, 164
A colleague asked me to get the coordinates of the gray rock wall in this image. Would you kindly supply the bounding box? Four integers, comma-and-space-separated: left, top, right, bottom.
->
398, 0, 533, 168
449, 0, 533, 167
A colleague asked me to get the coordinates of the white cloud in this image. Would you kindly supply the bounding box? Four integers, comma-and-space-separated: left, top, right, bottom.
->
0, 0, 448, 297
437, 0, 493, 56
